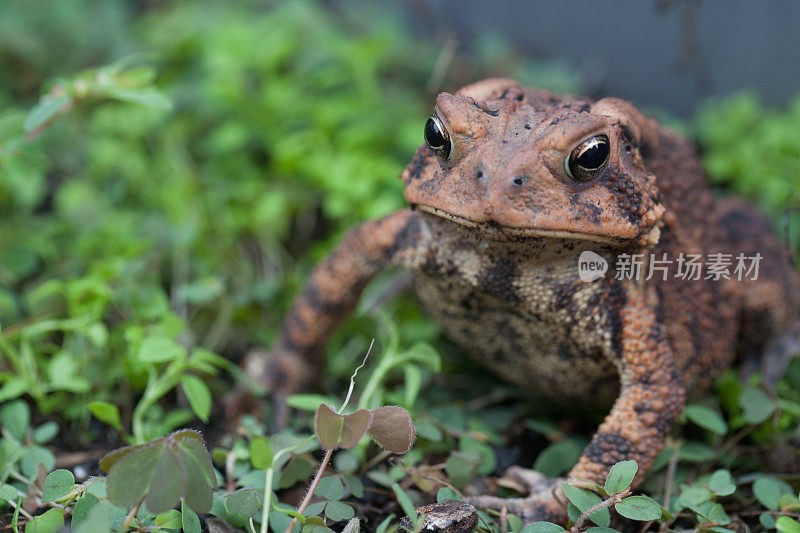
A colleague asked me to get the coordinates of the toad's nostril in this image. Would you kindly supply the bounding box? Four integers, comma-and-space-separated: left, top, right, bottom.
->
476, 170, 484, 179
512, 176, 526, 186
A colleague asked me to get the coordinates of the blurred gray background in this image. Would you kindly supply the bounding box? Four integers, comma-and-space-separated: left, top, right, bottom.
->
394, 0, 799, 116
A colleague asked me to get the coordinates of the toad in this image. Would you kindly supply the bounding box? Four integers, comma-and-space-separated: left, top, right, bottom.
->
266, 78, 799, 522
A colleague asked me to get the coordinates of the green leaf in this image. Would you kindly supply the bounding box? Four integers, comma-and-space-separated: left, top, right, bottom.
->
24, 508, 65, 533
106, 88, 173, 111
678, 441, 716, 462
777, 516, 800, 533
437, 487, 461, 503
0, 485, 18, 500
155, 509, 182, 529
754, 478, 789, 510
614, 496, 662, 521
316, 476, 345, 501
286, 394, 338, 412
707, 503, 731, 525
604, 460, 638, 495
138, 335, 186, 364
445, 451, 480, 488
368, 405, 415, 453
182, 500, 201, 533
20, 446, 55, 478
42, 469, 75, 502
33, 422, 59, 444
315, 404, 344, 451
521, 522, 565, 533
562, 484, 610, 527
249, 435, 273, 469
88, 401, 123, 431
708, 469, 736, 496
225, 489, 260, 517
105, 441, 165, 509
304, 501, 327, 517
325, 500, 355, 522
145, 445, 184, 514
685, 404, 728, 435
391, 482, 416, 519
343, 474, 364, 498
24, 94, 71, 133
0, 400, 30, 439
679, 486, 713, 507
533, 439, 584, 477
72, 492, 109, 533
177, 437, 217, 513
761, 513, 778, 529
181, 375, 211, 422
0, 378, 28, 402
740, 387, 775, 424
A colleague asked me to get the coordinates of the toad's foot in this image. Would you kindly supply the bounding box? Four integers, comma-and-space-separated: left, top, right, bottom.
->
467, 467, 567, 524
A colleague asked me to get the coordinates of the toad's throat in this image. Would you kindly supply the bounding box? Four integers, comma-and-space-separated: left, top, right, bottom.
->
416, 204, 623, 245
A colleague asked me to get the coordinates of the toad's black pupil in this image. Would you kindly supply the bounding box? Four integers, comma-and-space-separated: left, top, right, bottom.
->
424, 117, 445, 149
576, 138, 609, 169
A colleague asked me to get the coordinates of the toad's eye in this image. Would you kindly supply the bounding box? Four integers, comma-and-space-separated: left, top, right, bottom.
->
565, 134, 610, 181
424, 114, 451, 160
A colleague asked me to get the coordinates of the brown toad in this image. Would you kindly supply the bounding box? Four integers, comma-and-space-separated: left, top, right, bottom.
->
268, 78, 799, 523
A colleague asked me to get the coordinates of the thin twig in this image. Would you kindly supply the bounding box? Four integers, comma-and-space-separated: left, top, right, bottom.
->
570, 488, 630, 532
659, 447, 681, 532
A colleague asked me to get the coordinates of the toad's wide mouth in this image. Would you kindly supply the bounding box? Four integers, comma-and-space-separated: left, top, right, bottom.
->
416, 204, 625, 246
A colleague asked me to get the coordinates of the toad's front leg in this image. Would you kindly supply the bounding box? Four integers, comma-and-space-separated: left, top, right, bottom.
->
471, 281, 686, 524
265, 208, 420, 397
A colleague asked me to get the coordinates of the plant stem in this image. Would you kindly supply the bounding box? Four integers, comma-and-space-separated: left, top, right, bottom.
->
260, 435, 317, 533
119, 497, 144, 533
570, 488, 630, 532
284, 449, 333, 533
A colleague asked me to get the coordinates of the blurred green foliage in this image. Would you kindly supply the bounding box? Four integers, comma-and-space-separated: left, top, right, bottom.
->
695, 91, 800, 232
2, 1, 800, 531
0, 0, 798, 442
0, 0, 581, 438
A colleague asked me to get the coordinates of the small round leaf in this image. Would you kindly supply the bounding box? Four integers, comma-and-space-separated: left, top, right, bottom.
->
615, 496, 662, 521
604, 460, 638, 495
42, 469, 75, 502
368, 405, 415, 454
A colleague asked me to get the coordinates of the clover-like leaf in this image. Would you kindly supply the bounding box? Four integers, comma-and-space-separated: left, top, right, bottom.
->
604, 460, 637, 495
103, 429, 216, 514
340, 409, 372, 449
316, 404, 344, 451
226, 489, 261, 517
145, 445, 184, 514
368, 405, 415, 454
